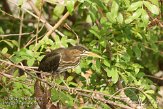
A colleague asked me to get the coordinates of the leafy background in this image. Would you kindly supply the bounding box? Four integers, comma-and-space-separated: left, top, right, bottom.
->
0, 0, 163, 109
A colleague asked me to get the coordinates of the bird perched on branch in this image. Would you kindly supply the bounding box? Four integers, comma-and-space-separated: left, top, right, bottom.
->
35, 45, 102, 108
38, 45, 102, 75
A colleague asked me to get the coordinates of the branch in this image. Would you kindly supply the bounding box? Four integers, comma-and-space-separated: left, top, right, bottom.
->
0, 32, 34, 37
27, 0, 56, 37
0, 59, 134, 109
18, 10, 24, 50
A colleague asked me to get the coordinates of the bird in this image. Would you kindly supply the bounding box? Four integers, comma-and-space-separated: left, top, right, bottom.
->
38, 45, 102, 75
35, 45, 102, 108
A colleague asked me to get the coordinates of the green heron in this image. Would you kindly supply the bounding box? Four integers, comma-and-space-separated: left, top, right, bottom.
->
35, 45, 102, 108
38, 45, 102, 74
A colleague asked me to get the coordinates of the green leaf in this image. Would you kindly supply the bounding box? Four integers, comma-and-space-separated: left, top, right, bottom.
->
60, 92, 74, 107
127, 1, 143, 11
111, 1, 119, 18
106, 68, 119, 83
66, 0, 75, 14
67, 76, 73, 82
53, 5, 65, 19
51, 89, 60, 101
125, 71, 138, 84
137, 72, 145, 78
125, 17, 134, 24
125, 8, 142, 24
67, 39, 76, 45
27, 58, 35, 66
103, 60, 110, 67
100, 17, 107, 24
119, 72, 128, 84
133, 45, 141, 59
0, 40, 14, 48
1, 47, 8, 54
131, 8, 142, 19
93, 0, 108, 11
112, 69, 119, 83
0, 27, 4, 34
74, 65, 81, 74
89, 10, 97, 22
61, 36, 68, 47
145, 90, 155, 94
99, 40, 106, 47
123, 0, 130, 6
26, 50, 34, 57
144, 1, 159, 15
141, 9, 149, 26
11, 40, 19, 47
89, 27, 100, 39
145, 94, 158, 108
149, 0, 159, 6
10, 56, 23, 63
150, 43, 158, 52
117, 13, 123, 24
106, 12, 116, 23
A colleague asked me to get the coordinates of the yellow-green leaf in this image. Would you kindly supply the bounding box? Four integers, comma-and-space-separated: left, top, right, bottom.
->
144, 1, 159, 15
127, 1, 143, 11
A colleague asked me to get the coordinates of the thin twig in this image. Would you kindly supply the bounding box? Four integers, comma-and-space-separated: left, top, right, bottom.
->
7, 0, 66, 43
64, 23, 79, 44
18, 10, 24, 51
0, 9, 20, 20
35, 0, 44, 45
145, 74, 163, 80
0, 32, 33, 37
0, 71, 13, 78
43, 11, 70, 38
27, 0, 56, 37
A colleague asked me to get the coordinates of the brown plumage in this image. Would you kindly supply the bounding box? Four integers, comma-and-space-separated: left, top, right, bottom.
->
38, 45, 102, 74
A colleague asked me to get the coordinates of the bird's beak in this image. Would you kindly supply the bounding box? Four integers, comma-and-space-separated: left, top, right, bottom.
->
81, 51, 103, 58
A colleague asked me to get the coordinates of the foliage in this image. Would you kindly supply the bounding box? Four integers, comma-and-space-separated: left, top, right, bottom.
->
0, 0, 163, 108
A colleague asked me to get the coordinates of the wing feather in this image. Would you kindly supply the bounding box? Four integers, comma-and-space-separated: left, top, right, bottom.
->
38, 51, 60, 73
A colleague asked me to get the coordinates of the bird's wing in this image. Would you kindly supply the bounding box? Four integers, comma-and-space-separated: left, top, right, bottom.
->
38, 52, 61, 73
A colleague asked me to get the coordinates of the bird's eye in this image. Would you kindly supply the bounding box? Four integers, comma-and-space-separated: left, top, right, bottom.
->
83, 50, 86, 53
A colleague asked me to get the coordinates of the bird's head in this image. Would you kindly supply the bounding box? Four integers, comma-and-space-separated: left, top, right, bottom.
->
68, 45, 102, 59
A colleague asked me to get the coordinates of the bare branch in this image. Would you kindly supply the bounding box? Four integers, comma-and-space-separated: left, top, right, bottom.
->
0, 32, 33, 37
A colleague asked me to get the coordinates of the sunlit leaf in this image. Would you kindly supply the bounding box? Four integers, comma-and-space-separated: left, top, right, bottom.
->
53, 5, 65, 19
117, 13, 123, 24
145, 90, 155, 94
111, 1, 119, 18
27, 58, 35, 66
145, 94, 158, 108
103, 60, 110, 67
66, 0, 75, 14
125, 8, 142, 24
149, 0, 159, 6
106, 12, 116, 23
106, 68, 119, 83
67, 76, 73, 82
1, 47, 8, 54
123, 0, 130, 6
127, 1, 143, 11
144, 1, 159, 15
141, 9, 149, 26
